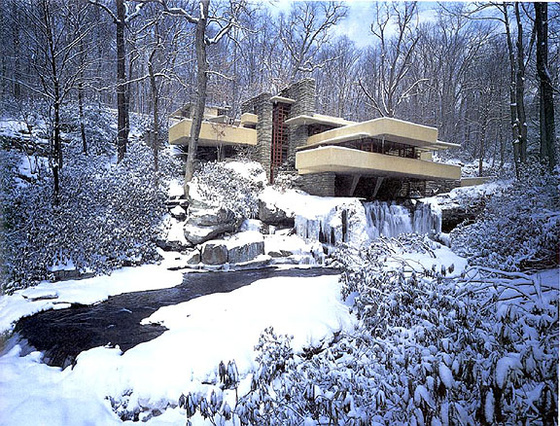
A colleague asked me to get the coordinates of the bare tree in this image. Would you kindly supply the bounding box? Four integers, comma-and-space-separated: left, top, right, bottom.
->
314, 36, 360, 118
89, 0, 145, 162
534, 2, 557, 171
359, 2, 423, 118
276, 2, 347, 85
20, 0, 91, 202
135, 7, 186, 173
142, 0, 244, 195
486, 2, 535, 175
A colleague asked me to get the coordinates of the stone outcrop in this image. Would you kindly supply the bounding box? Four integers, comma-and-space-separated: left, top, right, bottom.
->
200, 233, 265, 265
258, 200, 294, 227
201, 243, 228, 265
183, 206, 242, 245
228, 239, 265, 264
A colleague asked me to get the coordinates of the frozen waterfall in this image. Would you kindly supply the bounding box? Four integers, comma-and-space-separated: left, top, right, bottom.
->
295, 200, 441, 246
364, 201, 441, 240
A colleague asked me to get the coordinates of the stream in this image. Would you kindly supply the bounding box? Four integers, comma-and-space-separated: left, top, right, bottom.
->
13, 267, 338, 368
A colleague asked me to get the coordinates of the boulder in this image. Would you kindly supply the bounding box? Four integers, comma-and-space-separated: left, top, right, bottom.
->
201, 243, 228, 265
258, 200, 294, 227
228, 239, 265, 264
183, 206, 242, 245
267, 250, 284, 258
185, 250, 201, 265
200, 233, 266, 265
156, 238, 192, 252
170, 205, 187, 221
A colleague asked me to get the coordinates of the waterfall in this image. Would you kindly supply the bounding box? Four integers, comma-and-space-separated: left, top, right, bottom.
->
295, 200, 441, 246
364, 201, 441, 239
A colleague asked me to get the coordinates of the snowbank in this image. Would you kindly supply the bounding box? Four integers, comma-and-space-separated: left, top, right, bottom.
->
0, 269, 353, 426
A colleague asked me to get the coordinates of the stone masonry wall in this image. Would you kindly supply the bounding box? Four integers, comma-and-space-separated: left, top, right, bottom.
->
296, 172, 336, 197
281, 79, 316, 167
242, 93, 272, 177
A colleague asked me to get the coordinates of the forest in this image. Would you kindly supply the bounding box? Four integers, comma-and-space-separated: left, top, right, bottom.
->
0, 1, 558, 425
1, 0, 558, 184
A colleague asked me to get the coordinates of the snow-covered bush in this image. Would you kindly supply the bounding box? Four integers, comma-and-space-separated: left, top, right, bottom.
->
1, 138, 168, 293
191, 161, 264, 219
178, 235, 558, 425
451, 166, 559, 271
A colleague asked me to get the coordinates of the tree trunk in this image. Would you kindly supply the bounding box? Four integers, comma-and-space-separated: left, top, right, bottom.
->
502, 5, 521, 177
43, 0, 62, 203
514, 3, 527, 164
535, 2, 557, 171
116, 0, 128, 162
78, 79, 87, 155
183, 0, 209, 196
148, 50, 159, 173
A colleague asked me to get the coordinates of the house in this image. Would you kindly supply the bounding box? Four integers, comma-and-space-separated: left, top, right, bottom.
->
168, 79, 462, 199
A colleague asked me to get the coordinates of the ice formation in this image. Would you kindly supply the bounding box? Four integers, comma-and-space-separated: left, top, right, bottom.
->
295, 200, 442, 246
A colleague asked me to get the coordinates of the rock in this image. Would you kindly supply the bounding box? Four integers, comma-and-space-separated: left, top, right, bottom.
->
200, 233, 266, 265
156, 238, 192, 252
267, 250, 284, 258
258, 200, 294, 227
170, 205, 187, 221
201, 243, 228, 265
186, 251, 201, 265
228, 239, 265, 264
183, 206, 242, 245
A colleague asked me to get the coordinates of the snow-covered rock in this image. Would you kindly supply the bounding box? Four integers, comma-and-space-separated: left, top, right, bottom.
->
201, 242, 228, 265
200, 232, 266, 265
227, 238, 265, 264
183, 206, 242, 245
258, 199, 293, 226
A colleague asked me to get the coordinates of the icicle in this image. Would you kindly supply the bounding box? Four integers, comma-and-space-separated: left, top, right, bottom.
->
295, 200, 440, 246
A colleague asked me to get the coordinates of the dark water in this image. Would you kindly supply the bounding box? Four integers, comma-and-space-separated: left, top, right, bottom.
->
14, 267, 339, 368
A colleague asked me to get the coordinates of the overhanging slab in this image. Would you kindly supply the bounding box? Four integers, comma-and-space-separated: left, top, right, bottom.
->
295, 146, 461, 180
169, 119, 257, 147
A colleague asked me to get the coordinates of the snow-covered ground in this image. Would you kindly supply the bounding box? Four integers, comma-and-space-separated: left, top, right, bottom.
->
0, 264, 353, 426
0, 138, 555, 424
0, 237, 478, 426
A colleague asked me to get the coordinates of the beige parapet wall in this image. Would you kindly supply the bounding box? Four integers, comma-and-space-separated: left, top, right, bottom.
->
296, 146, 462, 180
305, 117, 459, 151
169, 118, 257, 147
460, 177, 492, 187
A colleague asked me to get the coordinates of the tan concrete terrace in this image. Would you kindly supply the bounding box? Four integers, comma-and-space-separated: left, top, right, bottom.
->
299, 117, 460, 151
168, 117, 257, 147
296, 146, 461, 180
294, 116, 461, 182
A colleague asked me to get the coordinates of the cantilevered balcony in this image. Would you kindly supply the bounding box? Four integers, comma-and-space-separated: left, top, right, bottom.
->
296, 146, 461, 181
168, 118, 257, 147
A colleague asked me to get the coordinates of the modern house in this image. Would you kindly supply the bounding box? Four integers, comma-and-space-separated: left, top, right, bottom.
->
169, 79, 462, 199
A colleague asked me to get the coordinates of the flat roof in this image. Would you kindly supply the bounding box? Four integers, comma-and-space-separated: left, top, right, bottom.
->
285, 114, 355, 127
270, 95, 295, 104
305, 117, 452, 150
296, 132, 370, 151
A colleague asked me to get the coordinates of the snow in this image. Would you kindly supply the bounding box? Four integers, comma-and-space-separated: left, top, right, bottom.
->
167, 180, 184, 198
0, 346, 121, 426
0, 266, 352, 426
495, 355, 522, 389
48, 258, 77, 272
398, 243, 468, 277
438, 363, 454, 389
0, 119, 29, 137
260, 186, 358, 220
224, 160, 267, 184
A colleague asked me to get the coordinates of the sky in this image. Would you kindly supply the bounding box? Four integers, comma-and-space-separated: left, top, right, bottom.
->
264, 0, 441, 49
